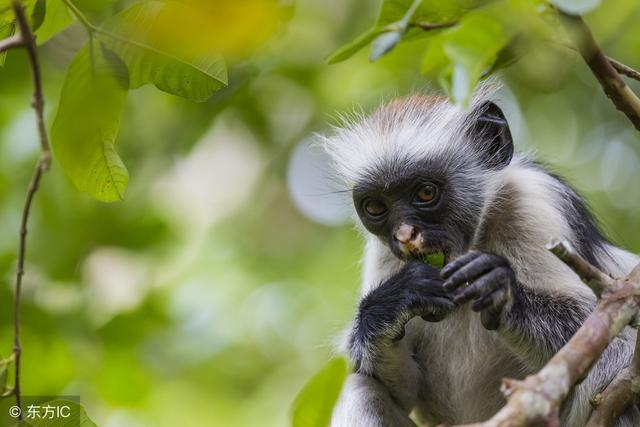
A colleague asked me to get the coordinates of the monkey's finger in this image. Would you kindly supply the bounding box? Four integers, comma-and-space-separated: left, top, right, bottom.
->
452, 268, 508, 304
471, 288, 508, 312
440, 250, 481, 280
444, 254, 500, 292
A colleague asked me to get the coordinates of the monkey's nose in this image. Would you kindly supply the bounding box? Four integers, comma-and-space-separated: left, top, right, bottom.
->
394, 223, 417, 244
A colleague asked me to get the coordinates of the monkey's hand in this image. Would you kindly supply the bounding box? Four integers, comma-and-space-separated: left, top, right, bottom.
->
350, 261, 455, 371
441, 251, 515, 330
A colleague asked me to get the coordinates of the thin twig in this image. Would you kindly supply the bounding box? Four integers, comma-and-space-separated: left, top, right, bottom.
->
547, 239, 614, 297
547, 39, 640, 84
609, 57, 640, 83
10, 0, 52, 417
559, 12, 640, 132
0, 33, 23, 52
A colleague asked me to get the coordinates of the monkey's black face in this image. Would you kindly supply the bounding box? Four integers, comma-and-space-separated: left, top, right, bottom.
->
353, 158, 482, 262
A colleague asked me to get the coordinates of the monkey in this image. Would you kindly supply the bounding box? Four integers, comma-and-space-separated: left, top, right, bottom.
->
320, 83, 640, 426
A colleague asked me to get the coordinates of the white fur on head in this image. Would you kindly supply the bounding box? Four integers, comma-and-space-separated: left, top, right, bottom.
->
319, 81, 501, 188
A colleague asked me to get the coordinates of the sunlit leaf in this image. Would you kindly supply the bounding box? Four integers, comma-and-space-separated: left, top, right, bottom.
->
549, 0, 601, 15
51, 40, 129, 202
106, 0, 280, 59
35, 0, 74, 45
26, 400, 97, 427
99, 1, 227, 102
291, 357, 348, 427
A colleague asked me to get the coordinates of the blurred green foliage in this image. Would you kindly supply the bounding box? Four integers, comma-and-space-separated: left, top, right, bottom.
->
0, 0, 639, 426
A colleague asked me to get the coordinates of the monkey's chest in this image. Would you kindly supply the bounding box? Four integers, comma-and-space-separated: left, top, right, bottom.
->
409, 310, 528, 424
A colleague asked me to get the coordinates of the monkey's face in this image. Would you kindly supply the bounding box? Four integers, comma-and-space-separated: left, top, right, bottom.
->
352, 158, 483, 262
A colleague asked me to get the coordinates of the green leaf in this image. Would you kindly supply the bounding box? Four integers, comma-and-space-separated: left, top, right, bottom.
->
0, 20, 15, 66
35, 0, 74, 45
424, 252, 446, 268
549, 0, 601, 14
98, 1, 227, 102
327, 27, 386, 64
291, 357, 348, 427
443, 12, 509, 105
51, 39, 129, 202
30, 0, 45, 31
328, 0, 478, 64
26, 400, 98, 427
420, 9, 509, 106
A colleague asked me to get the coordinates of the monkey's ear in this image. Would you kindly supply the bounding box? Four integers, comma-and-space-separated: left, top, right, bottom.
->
467, 101, 513, 170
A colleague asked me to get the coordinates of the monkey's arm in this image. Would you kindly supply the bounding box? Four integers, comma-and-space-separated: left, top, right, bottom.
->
441, 250, 592, 366
348, 261, 454, 411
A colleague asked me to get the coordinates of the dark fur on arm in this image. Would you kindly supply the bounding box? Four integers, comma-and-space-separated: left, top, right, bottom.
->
500, 284, 593, 369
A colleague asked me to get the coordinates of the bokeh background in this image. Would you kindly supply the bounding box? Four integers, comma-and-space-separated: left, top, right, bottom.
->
1, 0, 640, 426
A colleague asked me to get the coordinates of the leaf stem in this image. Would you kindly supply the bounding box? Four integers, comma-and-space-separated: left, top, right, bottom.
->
61, 0, 98, 33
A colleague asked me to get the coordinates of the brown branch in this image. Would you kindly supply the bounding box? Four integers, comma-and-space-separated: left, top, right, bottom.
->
8, 0, 51, 418
547, 239, 614, 297
559, 12, 640, 131
446, 240, 640, 427
609, 57, 640, 83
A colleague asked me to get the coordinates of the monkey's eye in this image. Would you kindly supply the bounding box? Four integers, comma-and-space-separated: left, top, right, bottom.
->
416, 184, 438, 204
363, 199, 387, 217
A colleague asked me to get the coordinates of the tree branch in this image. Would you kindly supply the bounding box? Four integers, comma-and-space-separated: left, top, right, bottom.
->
9, 0, 52, 417
559, 12, 640, 131
0, 33, 24, 52
546, 239, 614, 297
446, 240, 640, 427
609, 57, 640, 83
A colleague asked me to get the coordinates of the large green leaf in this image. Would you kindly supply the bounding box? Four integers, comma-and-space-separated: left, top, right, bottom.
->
51, 40, 129, 202
35, 0, 74, 45
99, 1, 227, 102
25, 400, 97, 427
291, 357, 348, 427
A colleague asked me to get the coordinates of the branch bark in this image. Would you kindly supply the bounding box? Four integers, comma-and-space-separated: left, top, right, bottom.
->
5, 0, 52, 417
609, 57, 640, 83
445, 240, 640, 427
559, 12, 640, 131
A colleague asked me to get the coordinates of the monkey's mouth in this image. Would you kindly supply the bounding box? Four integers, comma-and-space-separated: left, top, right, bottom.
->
396, 237, 452, 263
